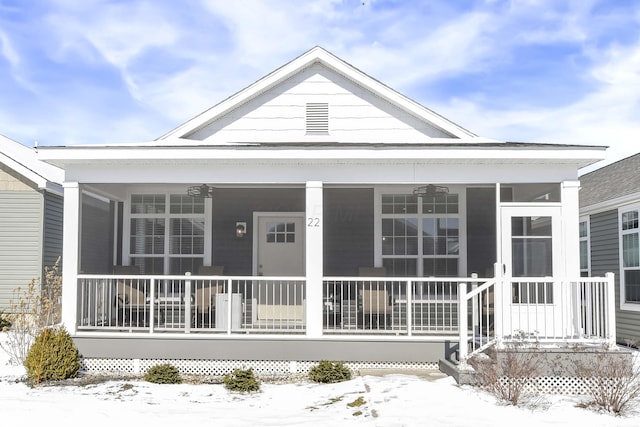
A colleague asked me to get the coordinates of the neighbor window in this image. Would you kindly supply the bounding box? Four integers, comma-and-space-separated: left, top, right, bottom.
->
579, 218, 590, 277
620, 206, 640, 307
381, 193, 459, 276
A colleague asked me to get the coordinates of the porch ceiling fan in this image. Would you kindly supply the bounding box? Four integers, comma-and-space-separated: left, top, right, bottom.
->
413, 184, 449, 198
187, 184, 214, 198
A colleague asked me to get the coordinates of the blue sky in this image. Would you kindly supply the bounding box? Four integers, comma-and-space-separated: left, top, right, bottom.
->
1, 0, 639, 172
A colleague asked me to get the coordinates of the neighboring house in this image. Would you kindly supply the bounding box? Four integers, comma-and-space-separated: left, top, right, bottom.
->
38, 47, 613, 374
0, 135, 64, 311
579, 153, 640, 346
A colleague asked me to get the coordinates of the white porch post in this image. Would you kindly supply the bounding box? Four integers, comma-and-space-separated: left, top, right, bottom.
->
561, 180, 581, 277
61, 182, 80, 334
305, 181, 323, 338
562, 180, 581, 338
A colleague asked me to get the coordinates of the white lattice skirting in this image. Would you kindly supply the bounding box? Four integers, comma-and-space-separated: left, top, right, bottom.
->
81, 358, 439, 377
82, 358, 604, 395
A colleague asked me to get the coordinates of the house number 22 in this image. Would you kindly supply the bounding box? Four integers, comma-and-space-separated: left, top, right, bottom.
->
307, 217, 320, 227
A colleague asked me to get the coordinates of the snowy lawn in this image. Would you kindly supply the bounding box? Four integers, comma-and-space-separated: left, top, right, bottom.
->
1, 332, 639, 426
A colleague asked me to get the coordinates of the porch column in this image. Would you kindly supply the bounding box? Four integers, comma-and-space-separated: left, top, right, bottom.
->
561, 180, 581, 277
61, 182, 80, 334
305, 181, 323, 338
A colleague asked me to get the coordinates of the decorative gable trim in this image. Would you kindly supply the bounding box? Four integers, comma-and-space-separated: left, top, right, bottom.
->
158, 46, 477, 141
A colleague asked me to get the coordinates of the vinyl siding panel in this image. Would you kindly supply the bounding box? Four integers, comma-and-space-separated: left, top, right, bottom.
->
589, 209, 640, 343
0, 190, 43, 310
43, 192, 63, 272
186, 63, 454, 143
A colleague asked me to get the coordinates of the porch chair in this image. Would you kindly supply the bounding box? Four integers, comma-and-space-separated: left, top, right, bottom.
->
194, 265, 225, 328
113, 265, 147, 327
358, 267, 392, 329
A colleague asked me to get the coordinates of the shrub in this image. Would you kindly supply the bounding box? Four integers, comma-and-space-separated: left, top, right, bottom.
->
468, 347, 539, 406
144, 363, 182, 384
309, 360, 352, 384
575, 352, 640, 415
0, 257, 62, 365
223, 368, 260, 393
0, 310, 11, 330
23, 326, 82, 384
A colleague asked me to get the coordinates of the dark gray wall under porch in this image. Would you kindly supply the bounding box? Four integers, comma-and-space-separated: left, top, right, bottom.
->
73, 336, 456, 365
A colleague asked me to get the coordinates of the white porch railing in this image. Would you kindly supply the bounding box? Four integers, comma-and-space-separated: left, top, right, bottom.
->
77, 272, 615, 347
77, 274, 306, 334
458, 272, 617, 363
321, 277, 486, 335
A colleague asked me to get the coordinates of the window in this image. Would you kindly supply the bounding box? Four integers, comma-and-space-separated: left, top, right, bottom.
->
129, 194, 207, 274
381, 193, 459, 276
620, 206, 640, 308
266, 222, 296, 243
579, 218, 590, 277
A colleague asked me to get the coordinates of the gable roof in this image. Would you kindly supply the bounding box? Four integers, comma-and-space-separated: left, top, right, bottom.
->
158, 46, 481, 142
580, 152, 640, 209
0, 134, 64, 194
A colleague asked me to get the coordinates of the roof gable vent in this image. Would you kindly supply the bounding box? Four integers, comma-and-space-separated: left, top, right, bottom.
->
306, 103, 329, 135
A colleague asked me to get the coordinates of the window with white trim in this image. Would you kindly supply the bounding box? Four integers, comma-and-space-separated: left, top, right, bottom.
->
579, 218, 590, 277
621, 206, 640, 306
129, 194, 206, 274
381, 193, 459, 276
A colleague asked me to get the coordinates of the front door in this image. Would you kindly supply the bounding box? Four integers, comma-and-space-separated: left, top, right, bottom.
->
500, 206, 561, 338
254, 213, 305, 276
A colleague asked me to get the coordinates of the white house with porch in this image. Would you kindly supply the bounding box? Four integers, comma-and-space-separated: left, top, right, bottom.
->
38, 47, 614, 375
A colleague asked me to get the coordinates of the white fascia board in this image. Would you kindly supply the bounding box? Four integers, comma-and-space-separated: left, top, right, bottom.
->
38, 144, 605, 168
159, 47, 476, 140
0, 137, 64, 191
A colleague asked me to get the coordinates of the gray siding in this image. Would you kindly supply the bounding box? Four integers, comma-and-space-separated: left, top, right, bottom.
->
80, 195, 113, 274
0, 191, 43, 310
323, 188, 374, 276
43, 192, 63, 274
212, 188, 305, 275
589, 209, 640, 343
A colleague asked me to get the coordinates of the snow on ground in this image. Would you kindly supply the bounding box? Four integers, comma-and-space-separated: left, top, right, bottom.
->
0, 332, 638, 426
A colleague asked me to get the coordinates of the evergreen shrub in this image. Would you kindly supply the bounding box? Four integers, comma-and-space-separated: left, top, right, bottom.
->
223, 368, 261, 392
23, 327, 82, 384
309, 360, 352, 383
144, 363, 182, 384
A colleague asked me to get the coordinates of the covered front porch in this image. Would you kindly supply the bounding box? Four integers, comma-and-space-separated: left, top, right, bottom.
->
65, 178, 616, 365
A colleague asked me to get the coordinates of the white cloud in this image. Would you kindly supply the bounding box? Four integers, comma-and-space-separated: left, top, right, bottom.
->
0, 30, 20, 68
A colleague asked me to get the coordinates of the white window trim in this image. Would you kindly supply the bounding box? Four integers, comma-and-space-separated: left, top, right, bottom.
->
123, 189, 212, 273
374, 185, 467, 277
579, 216, 591, 277
619, 203, 640, 312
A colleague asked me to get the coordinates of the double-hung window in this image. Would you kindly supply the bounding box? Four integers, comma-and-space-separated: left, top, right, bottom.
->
620, 206, 640, 308
129, 194, 207, 274
381, 193, 459, 277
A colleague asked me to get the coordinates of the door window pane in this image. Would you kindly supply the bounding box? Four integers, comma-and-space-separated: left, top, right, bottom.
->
266, 222, 296, 244
511, 238, 552, 277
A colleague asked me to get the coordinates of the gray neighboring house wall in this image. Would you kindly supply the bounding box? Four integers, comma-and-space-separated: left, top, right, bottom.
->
579, 152, 640, 344
0, 135, 64, 312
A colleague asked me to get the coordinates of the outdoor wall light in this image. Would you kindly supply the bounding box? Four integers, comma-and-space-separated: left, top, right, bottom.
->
236, 222, 247, 238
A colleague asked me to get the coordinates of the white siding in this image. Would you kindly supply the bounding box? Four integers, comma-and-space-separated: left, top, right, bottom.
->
186, 63, 455, 143
0, 190, 43, 310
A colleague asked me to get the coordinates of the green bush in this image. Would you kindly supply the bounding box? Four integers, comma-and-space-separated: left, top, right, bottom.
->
0, 310, 11, 330
223, 368, 261, 393
144, 363, 182, 384
309, 360, 352, 384
24, 327, 82, 384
